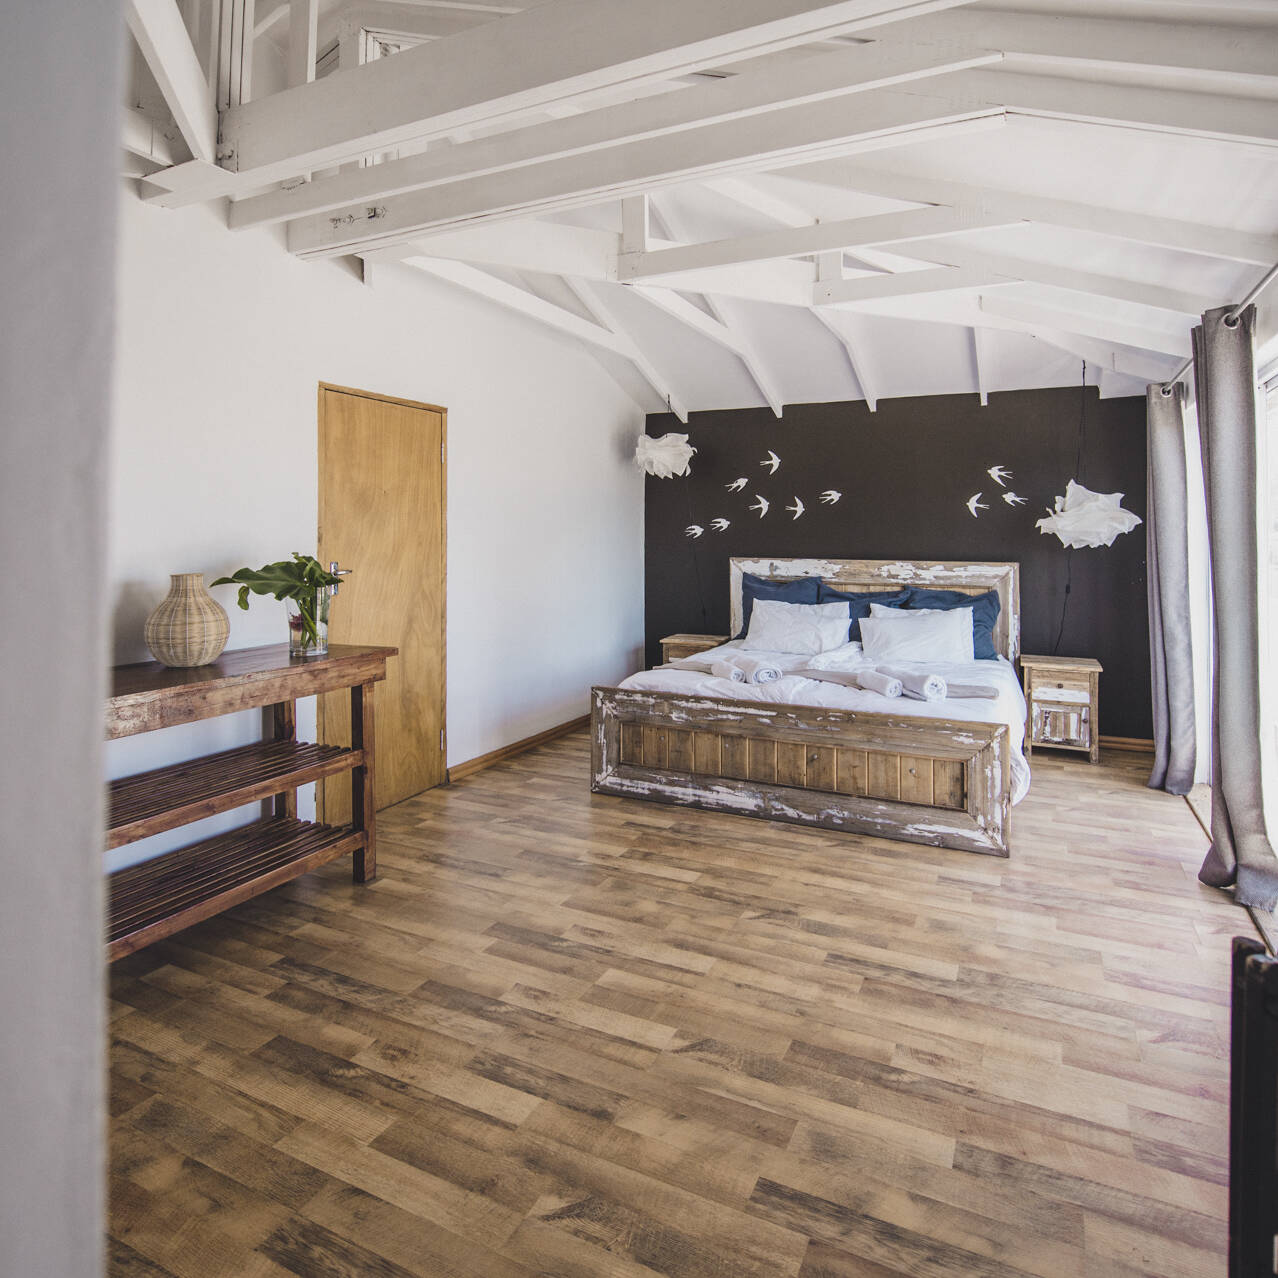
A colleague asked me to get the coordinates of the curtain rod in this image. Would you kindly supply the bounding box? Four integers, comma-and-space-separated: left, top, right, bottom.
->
1160, 260, 1278, 396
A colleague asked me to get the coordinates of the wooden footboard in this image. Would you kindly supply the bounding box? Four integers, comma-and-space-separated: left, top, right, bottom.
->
591, 686, 1011, 856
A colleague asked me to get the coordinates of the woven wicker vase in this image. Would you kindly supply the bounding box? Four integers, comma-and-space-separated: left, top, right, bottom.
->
144, 573, 230, 668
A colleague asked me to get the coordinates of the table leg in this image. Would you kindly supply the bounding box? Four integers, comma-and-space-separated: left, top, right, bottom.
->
262, 699, 297, 819
350, 681, 376, 883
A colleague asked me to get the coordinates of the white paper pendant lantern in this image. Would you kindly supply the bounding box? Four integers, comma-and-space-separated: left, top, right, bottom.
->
1036, 479, 1142, 549
635, 432, 696, 478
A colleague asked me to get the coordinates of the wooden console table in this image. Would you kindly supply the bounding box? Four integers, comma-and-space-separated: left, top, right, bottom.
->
105, 642, 396, 961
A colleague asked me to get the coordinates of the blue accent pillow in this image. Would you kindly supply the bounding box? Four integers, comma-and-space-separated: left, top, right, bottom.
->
905, 587, 1001, 660
817, 583, 910, 642
737, 573, 820, 638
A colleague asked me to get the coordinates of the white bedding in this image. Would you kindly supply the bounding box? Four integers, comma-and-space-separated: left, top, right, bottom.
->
619, 640, 1030, 804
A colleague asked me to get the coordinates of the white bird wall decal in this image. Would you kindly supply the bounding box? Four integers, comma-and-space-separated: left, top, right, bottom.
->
710, 518, 730, 532
786, 497, 805, 520
684, 525, 704, 539
726, 477, 747, 492
819, 490, 841, 505
1002, 491, 1027, 506
987, 465, 1013, 487
749, 495, 770, 518
966, 493, 989, 518
760, 450, 781, 474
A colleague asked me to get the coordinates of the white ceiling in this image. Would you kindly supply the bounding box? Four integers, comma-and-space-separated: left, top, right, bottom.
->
124, 0, 1278, 417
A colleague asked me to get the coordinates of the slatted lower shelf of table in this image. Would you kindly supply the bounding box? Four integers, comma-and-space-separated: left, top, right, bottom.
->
108, 739, 360, 848
107, 817, 363, 960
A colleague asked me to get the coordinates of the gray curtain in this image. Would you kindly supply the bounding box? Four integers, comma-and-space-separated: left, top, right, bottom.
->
1194, 305, 1278, 909
1145, 382, 1196, 794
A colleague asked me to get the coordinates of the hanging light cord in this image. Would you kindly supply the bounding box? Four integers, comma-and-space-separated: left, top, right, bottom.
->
684, 476, 710, 632
1052, 361, 1087, 654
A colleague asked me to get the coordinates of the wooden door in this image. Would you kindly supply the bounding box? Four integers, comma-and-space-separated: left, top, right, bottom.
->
317, 383, 446, 820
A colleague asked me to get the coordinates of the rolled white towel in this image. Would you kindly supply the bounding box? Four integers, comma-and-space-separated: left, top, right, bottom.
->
856, 669, 903, 698
877, 665, 947, 701
710, 660, 746, 683
945, 682, 999, 700
728, 654, 782, 684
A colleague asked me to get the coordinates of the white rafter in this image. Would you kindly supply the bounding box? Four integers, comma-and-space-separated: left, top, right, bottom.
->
211, 36, 1001, 223
816, 264, 1011, 305
560, 277, 689, 422
978, 293, 1192, 359
283, 89, 1003, 258
215, 0, 982, 182
867, 10, 1278, 97
834, 165, 1278, 265
970, 325, 989, 406
650, 195, 785, 417
126, 0, 218, 163
707, 176, 882, 410
618, 204, 1016, 280
287, 0, 318, 87
403, 257, 685, 418
895, 242, 1221, 316
813, 309, 880, 410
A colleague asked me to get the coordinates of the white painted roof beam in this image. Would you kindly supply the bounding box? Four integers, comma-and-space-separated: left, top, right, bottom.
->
216, 0, 982, 181
834, 166, 1278, 266
216, 36, 999, 222
816, 265, 1013, 305
979, 293, 1192, 359
894, 242, 1222, 316
284, 90, 1004, 258
867, 11, 1278, 97
812, 310, 880, 410
618, 204, 1017, 281
651, 195, 785, 418
561, 277, 690, 422
403, 258, 684, 418
126, 0, 218, 163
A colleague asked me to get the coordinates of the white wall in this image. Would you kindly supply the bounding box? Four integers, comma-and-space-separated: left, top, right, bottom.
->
109, 193, 644, 867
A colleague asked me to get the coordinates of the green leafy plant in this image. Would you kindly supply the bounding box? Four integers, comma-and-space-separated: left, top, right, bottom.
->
212, 553, 345, 652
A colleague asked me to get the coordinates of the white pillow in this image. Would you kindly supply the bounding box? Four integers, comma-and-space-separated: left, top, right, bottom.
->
859, 607, 975, 663
868, 602, 910, 616
742, 600, 853, 655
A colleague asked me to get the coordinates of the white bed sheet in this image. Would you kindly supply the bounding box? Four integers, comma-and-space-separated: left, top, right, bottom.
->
620, 640, 1030, 804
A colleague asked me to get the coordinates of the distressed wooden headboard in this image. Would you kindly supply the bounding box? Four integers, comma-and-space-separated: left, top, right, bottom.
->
728, 558, 1021, 663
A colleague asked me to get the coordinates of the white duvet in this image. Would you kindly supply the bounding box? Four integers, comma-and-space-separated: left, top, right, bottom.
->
619, 640, 1030, 804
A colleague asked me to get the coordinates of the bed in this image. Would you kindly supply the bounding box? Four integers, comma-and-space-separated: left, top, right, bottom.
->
590, 558, 1024, 857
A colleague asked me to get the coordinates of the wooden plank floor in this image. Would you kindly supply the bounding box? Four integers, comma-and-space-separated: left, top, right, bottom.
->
108, 733, 1250, 1277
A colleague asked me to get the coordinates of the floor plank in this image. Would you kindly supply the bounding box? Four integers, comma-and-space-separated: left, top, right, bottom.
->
109, 736, 1249, 1277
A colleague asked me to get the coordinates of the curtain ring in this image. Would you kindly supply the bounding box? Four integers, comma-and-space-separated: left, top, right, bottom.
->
1160, 383, 1175, 397
1223, 311, 1241, 329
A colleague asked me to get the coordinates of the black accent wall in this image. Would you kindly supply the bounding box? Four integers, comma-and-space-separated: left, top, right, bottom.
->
644, 387, 1152, 740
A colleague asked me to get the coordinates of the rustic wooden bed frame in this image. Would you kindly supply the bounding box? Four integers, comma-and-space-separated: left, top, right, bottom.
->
591, 558, 1020, 857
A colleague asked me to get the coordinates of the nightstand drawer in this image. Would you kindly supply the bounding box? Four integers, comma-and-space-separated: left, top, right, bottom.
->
1036, 672, 1092, 697
1036, 686, 1089, 705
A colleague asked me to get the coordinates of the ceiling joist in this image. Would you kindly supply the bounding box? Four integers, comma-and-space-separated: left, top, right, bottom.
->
215, 37, 1002, 224
214, 0, 979, 183
126, 0, 218, 163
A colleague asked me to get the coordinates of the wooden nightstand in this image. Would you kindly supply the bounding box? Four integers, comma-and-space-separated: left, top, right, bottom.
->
1020, 655, 1103, 763
660, 633, 729, 664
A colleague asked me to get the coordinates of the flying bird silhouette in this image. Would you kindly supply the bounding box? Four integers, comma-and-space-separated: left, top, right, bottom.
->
987, 465, 1013, 487
684, 525, 704, 539
966, 493, 989, 518
786, 497, 805, 521
710, 518, 730, 532
749, 495, 770, 518
819, 490, 842, 505
760, 450, 781, 474
1002, 491, 1027, 506
726, 477, 748, 492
